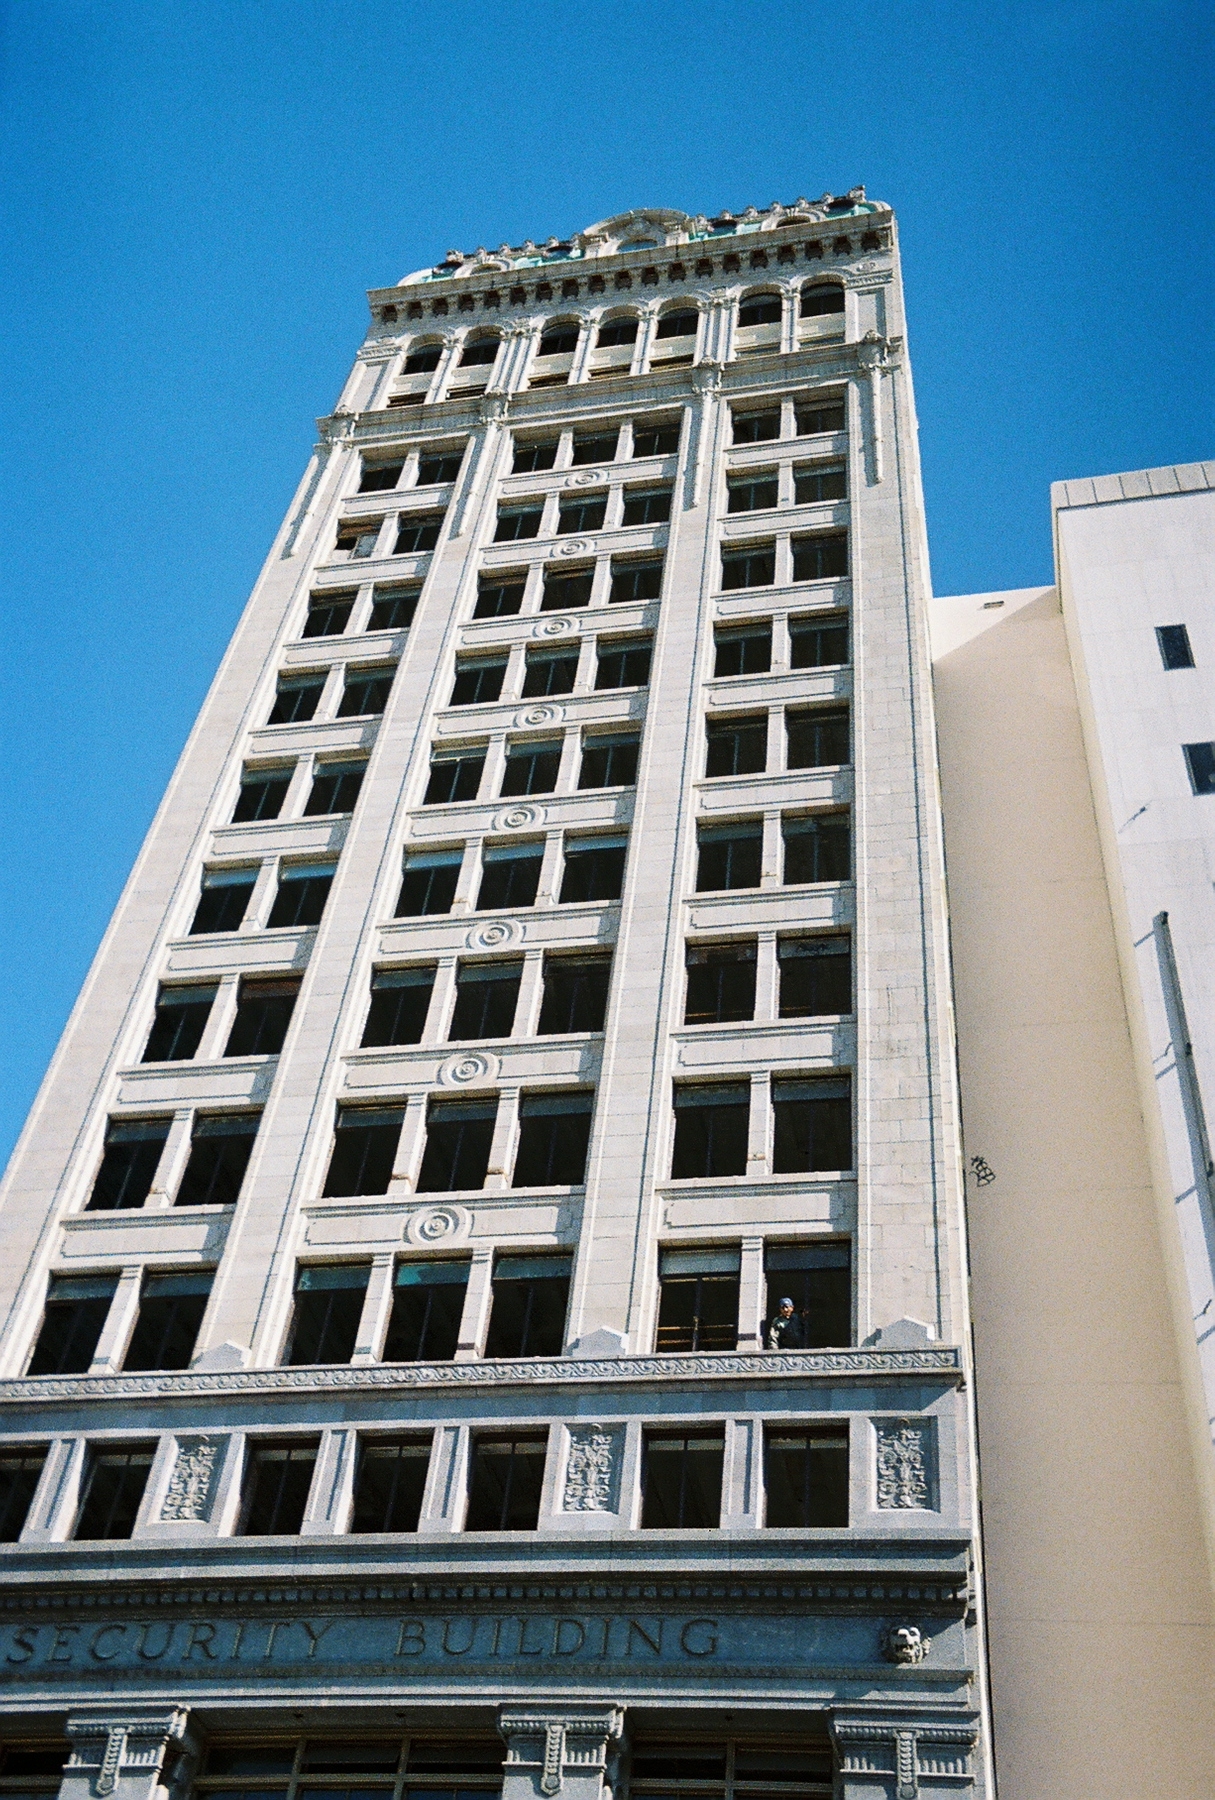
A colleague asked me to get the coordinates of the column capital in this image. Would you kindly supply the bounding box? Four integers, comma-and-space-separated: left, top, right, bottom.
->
65, 1710, 200, 1800
498, 1709, 624, 1798
828, 1712, 978, 1800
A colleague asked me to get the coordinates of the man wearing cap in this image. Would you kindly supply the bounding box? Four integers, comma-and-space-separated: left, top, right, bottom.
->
766, 1295, 806, 1350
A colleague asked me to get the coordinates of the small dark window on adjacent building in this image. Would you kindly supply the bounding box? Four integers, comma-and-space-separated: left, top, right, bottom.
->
513, 1091, 594, 1187
512, 438, 559, 474
790, 614, 849, 667
27, 1275, 117, 1375
727, 472, 779, 513
696, 822, 762, 892
232, 768, 292, 823
397, 847, 464, 915
495, 504, 544, 543
731, 408, 781, 445
795, 398, 846, 436
475, 576, 527, 619
779, 936, 851, 1017
501, 741, 562, 797
417, 450, 464, 485
451, 657, 508, 706
538, 954, 612, 1034
304, 760, 367, 816
685, 941, 756, 1023
772, 1077, 852, 1173
123, 1270, 213, 1372
477, 841, 545, 910
621, 487, 672, 526
522, 649, 579, 697
142, 985, 215, 1063
595, 637, 652, 688
579, 733, 639, 789
1183, 742, 1215, 794
484, 1254, 571, 1358
559, 836, 627, 903
360, 459, 404, 493
610, 558, 664, 604
86, 1120, 170, 1211
641, 1429, 724, 1528
671, 1082, 750, 1179
403, 344, 443, 373
361, 966, 435, 1047
303, 590, 356, 636
267, 677, 325, 726
424, 751, 485, 805
794, 464, 846, 504
393, 515, 444, 555
285, 1264, 369, 1365
323, 1107, 405, 1198
721, 545, 776, 590
764, 1427, 849, 1526
466, 1433, 547, 1530
783, 813, 850, 884
572, 429, 621, 465
267, 864, 335, 928
238, 1439, 318, 1535
383, 1261, 469, 1363
74, 1445, 154, 1540
417, 1097, 498, 1193
766, 1242, 852, 1348
338, 667, 395, 717
801, 285, 845, 317
335, 521, 383, 560
225, 976, 301, 1056
190, 870, 256, 935
558, 494, 608, 535
543, 567, 595, 610
350, 1437, 430, 1533
787, 707, 849, 769
368, 584, 420, 631
449, 960, 522, 1040
656, 1247, 739, 1351
632, 421, 681, 457
175, 1112, 261, 1207
793, 533, 849, 582
706, 714, 768, 778
0, 1448, 47, 1540
714, 623, 772, 676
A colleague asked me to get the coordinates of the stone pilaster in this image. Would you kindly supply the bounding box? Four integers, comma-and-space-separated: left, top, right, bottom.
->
498, 1709, 624, 1800
829, 1713, 978, 1800
62, 1711, 201, 1800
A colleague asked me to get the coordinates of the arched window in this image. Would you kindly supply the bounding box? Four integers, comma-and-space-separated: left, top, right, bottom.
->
801, 284, 845, 318
458, 334, 502, 367
402, 340, 443, 374
655, 308, 699, 341
538, 320, 581, 357
596, 314, 639, 348
738, 292, 783, 329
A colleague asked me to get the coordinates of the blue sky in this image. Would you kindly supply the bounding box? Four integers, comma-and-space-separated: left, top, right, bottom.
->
0, 0, 1212, 1163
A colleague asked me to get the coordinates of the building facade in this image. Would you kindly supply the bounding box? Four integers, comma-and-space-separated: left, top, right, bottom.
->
1, 195, 994, 1799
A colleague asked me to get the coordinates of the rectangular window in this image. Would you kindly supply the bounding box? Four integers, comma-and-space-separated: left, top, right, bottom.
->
304, 760, 367, 815
368, 585, 420, 631
557, 494, 608, 534
350, 1437, 431, 1533
142, 985, 215, 1063
671, 1082, 750, 1179
417, 1097, 498, 1193
571, 429, 620, 465
397, 846, 463, 915
538, 954, 612, 1034
595, 637, 651, 688
403, 343, 443, 374
764, 1427, 849, 1526
731, 408, 781, 444
267, 863, 335, 928
794, 464, 846, 504
795, 398, 846, 436
484, 1254, 571, 1358
513, 438, 559, 473
792, 533, 848, 582
579, 733, 639, 789
86, 1120, 169, 1212
721, 545, 776, 590
706, 714, 768, 778
232, 768, 291, 823
393, 515, 444, 555
621, 487, 672, 526
466, 1433, 547, 1530
783, 813, 850, 884
285, 1264, 369, 1365
238, 1439, 318, 1535
714, 623, 772, 676
779, 936, 851, 1017
772, 1077, 852, 1173
559, 835, 627, 903
26, 1275, 117, 1375
449, 959, 523, 1040
359, 459, 404, 493
790, 614, 849, 667
786, 706, 849, 769
267, 677, 325, 726
685, 942, 756, 1024
417, 449, 464, 485
477, 841, 544, 911
595, 319, 638, 348
424, 751, 485, 805
0, 1448, 47, 1541
494, 504, 543, 543
1157, 623, 1195, 670
190, 868, 256, 935
122, 1270, 213, 1372
766, 1242, 852, 1348
338, 667, 395, 717
335, 522, 382, 560
632, 421, 681, 456
303, 590, 356, 637
522, 649, 578, 697
542, 567, 595, 610
1184, 742, 1215, 794
383, 1260, 469, 1363
175, 1112, 261, 1207
323, 1107, 405, 1198
610, 557, 664, 603
641, 1430, 724, 1527
696, 822, 762, 891
74, 1445, 154, 1540
513, 1090, 594, 1187
361, 966, 435, 1047
501, 740, 562, 797
475, 575, 526, 619
656, 1247, 739, 1351
451, 657, 509, 706
224, 976, 301, 1056
727, 472, 779, 513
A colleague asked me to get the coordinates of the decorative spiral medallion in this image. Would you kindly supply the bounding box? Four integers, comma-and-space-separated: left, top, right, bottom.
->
534, 615, 577, 637
515, 704, 563, 728
439, 1051, 498, 1087
407, 1203, 470, 1245
494, 803, 543, 831
551, 538, 591, 557
466, 918, 521, 950
565, 470, 600, 487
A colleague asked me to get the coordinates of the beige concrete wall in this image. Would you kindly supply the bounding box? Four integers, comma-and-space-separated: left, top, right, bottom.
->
931, 585, 1215, 1798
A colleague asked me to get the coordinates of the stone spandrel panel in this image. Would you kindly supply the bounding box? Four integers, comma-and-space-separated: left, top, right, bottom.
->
159, 1438, 223, 1522
874, 1416, 937, 1510
561, 1425, 623, 1511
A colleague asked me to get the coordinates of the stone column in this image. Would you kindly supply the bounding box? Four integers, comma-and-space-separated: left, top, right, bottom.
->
62, 1712, 201, 1800
498, 1709, 624, 1800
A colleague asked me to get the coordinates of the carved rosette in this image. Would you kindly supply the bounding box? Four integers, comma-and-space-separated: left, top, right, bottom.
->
533, 615, 577, 637
551, 538, 591, 557
875, 1419, 933, 1509
562, 1426, 622, 1512
160, 1439, 220, 1522
515, 704, 563, 728
494, 803, 544, 831
407, 1204, 470, 1246
439, 1051, 498, 1087
466, 918, 521, 950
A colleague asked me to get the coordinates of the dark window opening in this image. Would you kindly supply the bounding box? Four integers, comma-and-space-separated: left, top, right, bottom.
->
304, 590, 356, 636
338, 668, 395, 716
369, 586, 419, 631
393, 515, 444, 556
142, 985, 215, 1063
738, 295, 782, 327
477, 843, 544, 911
795, 399, 846, 436
403, 344, 443, 373
672, 1082, 750, 1179
267, 866, 334, 928
466, 1433, 547, 1530
484, 1255, 571, 1358
304, 761, 367, 815
417, 1098, 498, 1193
123, 1270, 213, 1372
538, 324, 579, 356
656, 1248, 739, 1351
86, 1121, 169, 1212
285, 1264, 369, 1365
697, 824, 762, 891
513, 439, 559, 473
335, 522, 382, 560
0, 1448, 48, 1541
397, 849, 463, 916
495, 505, 543, 543
610, 559, 664, 604
559, 837, 626, 903
579, 734, 639, 789
543, 568, 595, 610
513, 1091, 593, 1187
732, 409, 781, 445
655, 311, 698, 340
727, 473, 779, 513
522, 650, 578, 697
538, 954, 612, 1034
224, 977, 301, 1057
641, 1430, 723, 1528
595, 319, 638, 347
706, 714, 768, 778
238, 1439, 318, 1535
232, 770, 291, 823
449, 960, 522, 1040
632, 421, 681, 456
766, 1242, 852, 1349
621, 487, 672, 526
571, 430, 620, 466
383, 1261, 469, 1363
350, 1437, 430, 1532
790, 615, 849, 667
418, 451, 464, 485
361, 966, 435, 1047
783, 813, 850, 884
323, 1108, 404, 1198
1184, 742, 1215, 794
685, 941, 756, 1023
360, 460, 404, 493
557, 495, 607, 534
595, 637, 652, 688
721, 546, 776, 590
794, 464, 846, 504
765, 1427, 849, 1525
714, 623, 772, 676
27, 1275, 118, 1375
501, 742, 561, 797
772, 1077, 852, 1173
800, 286, 845, 317
475, 577, 526, 619
459, 337, 500, 366
190, 872, 256, 935
779, 936, 851, 1017
267, 678, 325, 726
176, 1113, 261, 1207
787, 706, 849, 769
793, 533, 848, 582
74, 1445, 154, 1540
425, 753, 485, 805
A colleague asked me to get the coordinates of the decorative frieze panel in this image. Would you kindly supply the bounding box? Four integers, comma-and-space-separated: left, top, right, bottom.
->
875, 1418, 937, 1510
562, 1426, 623, 1512
159, 1439, 222, 1523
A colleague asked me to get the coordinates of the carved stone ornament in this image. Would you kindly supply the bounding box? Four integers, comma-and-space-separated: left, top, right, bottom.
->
466, 918, 521, 950
565, 470, 600, 487
498, 1709, 625, 1800
562, 1426, 622, 1512
494, 803, 544, 830
407, 1203, 470, 1246
439, 1051, 498, 1087
883, 1623, 931, 1664
159, 1438, 220, 1522
516, 704, 563, 728
534, 615, 577, 638
66, 1711, 193, 1800
875, 1419, 933, 1509
551, 538, 591, 557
